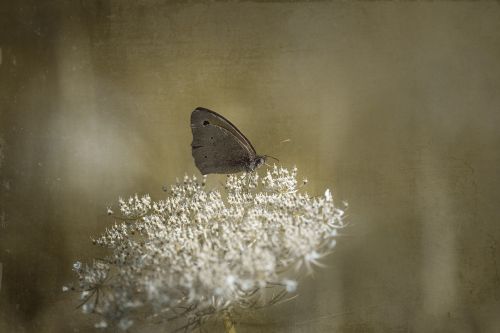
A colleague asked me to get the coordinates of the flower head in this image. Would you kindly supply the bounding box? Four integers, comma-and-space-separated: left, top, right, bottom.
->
69, 166, 346, 330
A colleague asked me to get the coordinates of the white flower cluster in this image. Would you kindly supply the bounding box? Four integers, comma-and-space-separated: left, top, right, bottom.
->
67, 166, 346, 331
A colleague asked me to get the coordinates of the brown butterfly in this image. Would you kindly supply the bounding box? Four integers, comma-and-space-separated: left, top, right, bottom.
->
190, 107, 268, 175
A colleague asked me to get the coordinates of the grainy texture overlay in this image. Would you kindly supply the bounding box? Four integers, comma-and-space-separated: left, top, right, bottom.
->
1, 1, 499, 332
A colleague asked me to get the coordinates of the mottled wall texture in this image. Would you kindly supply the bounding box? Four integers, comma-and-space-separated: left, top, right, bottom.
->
1, 1, 499, 332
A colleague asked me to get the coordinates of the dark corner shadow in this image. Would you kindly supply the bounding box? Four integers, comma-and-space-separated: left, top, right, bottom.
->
0, 1, 66, 331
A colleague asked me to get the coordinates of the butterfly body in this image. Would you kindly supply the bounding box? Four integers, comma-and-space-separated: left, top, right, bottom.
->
190, 107, 266, 175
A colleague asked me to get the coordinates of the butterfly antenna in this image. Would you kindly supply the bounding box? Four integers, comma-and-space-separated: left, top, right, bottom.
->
265, 155, 279, 163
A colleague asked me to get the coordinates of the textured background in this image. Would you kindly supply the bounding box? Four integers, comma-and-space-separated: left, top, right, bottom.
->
1, 1, 500, 332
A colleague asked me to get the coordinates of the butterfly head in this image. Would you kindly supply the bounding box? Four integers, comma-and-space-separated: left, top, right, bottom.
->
248, 155, 266, 172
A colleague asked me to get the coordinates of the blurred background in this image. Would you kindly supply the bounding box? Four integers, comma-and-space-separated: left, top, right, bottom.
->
1, 1, 499, 332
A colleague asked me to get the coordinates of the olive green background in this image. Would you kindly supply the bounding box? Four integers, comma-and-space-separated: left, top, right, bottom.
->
1, 1, 499, 332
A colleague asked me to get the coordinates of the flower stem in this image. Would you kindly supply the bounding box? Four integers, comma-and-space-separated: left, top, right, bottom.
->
223, 311, 236, 333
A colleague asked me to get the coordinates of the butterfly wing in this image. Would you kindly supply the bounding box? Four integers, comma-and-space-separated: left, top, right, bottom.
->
191, 107, 256, 175
191, 107, 256, 155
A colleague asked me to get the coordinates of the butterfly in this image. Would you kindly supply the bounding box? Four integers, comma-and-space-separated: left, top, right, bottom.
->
190, 107, 268, 175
